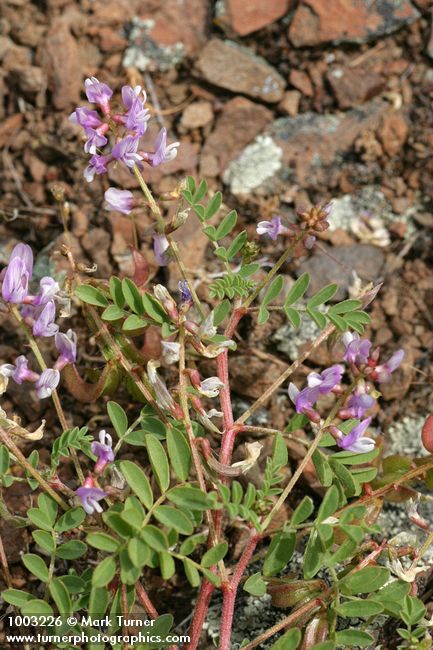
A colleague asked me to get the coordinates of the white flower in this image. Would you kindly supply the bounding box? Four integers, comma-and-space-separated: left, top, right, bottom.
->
161, 342, 180, 364
198, 377, 225, 398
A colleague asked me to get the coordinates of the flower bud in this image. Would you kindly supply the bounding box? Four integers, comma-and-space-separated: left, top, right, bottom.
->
421, 414, 433, 454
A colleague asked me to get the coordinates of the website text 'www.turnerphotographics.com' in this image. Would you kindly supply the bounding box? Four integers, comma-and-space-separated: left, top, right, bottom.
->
6, 614, 190, 646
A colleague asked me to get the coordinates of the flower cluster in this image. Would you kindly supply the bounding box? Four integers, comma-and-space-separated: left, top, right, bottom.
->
70, 77, 179, 183
289, 331, 404, 452
0, 244, 76, 399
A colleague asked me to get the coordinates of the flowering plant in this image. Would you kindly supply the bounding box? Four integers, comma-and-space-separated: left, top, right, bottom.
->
1, 77, 432, 650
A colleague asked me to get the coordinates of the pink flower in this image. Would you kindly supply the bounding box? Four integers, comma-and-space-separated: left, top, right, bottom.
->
54, 329, 77, 369
153, 234, 170, 266
335, 417, 375, 453
342, 332, 372, 365
121, 85, 150, 136
91, 430, 115, 474
145, 128, 179, 167
35, 369, 60, 399
32, 300, 58, 338
84, 153, 111, 183
76, 477, 107, 514
256, 216, 286, 241
374, 349, 405, 383
104, 188, 135, 214
84, 77, 113, 115
1, 243, 33, 304
112, 135, 142, 168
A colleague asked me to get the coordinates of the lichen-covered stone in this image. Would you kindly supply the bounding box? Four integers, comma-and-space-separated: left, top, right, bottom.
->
223, 135, 283, 195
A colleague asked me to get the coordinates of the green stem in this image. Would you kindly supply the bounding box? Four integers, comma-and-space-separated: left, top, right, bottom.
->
261, 382, 356, 531
242, 231, 307, 309
9, 306, 85, 483
178, 320, 226, 579
132, 165, 205, 318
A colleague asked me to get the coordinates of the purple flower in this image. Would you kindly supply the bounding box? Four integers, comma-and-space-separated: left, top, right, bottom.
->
145, 128, 179, 167
84, 77, 113, 115
289, 364, 343, 422
35, 369, 60, 399
342, 332, 372, 365
304, 235, 316, 249
70, 106, 103, 130
91, 430, 115, 474
153, 234, 170, 266
178, 280, 192, 303
307, 364, 344, 393
1, 355, 39, 384
256, 216, 285, 241
69, 107, 109, 154
33, 277, 59, 306
54, 329, 77, 369
344, 385, 376, 418
121, 85, 150, 136
374, 349, 405, 383
84, 153, 111, 183
83, 129, 108, 155
10, 243, 33, 274
32, 300, 58, 338
112, 135, 143, 169
335, 417, 375, 453
1, 243, 34, 304
76, 482, 107, 515
104, 188, 135, 214
2, 258, 30, 304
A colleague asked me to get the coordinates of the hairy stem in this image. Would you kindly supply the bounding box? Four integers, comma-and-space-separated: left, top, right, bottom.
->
241, 598, 322, 650
236, 323, 335, 426
218, 532, 260, 650
0, 425, 69, 510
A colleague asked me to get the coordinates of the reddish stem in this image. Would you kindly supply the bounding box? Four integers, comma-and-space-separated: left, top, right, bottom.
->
241, 598, 322, 650
186, 578, 216, 650
136, 582, 159, 619
218, 533, 260, 650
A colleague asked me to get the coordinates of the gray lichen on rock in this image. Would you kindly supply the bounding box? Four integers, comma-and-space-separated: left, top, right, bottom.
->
223, 135, 282, 195
123, 18, 184, 72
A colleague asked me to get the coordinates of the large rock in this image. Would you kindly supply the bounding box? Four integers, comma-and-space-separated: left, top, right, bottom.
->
297, 244, 386, 300
327, 65, 384, 109
39, 19, 81, 110
200, 96, 273, 177
196, 39, 285, 102
218, 0, 292, 36
224, 100, 388, 194
123, 0, 208, 71
288, 0, 420, 47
